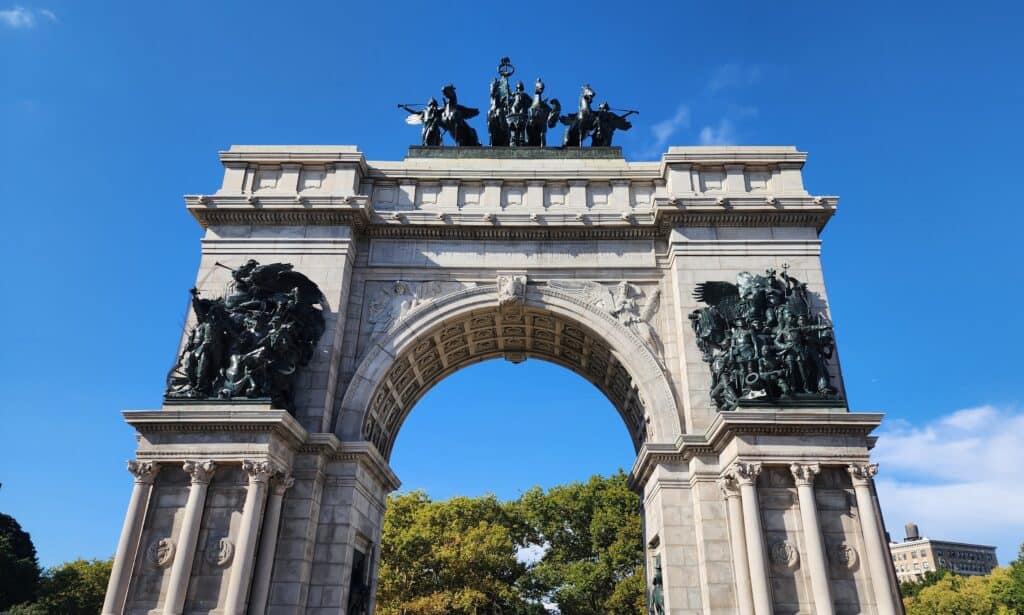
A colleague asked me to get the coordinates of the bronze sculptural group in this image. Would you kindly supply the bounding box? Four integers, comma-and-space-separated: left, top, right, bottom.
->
689, 267, 840, 411
166, 260, 326, 411
399, 56, 635, 148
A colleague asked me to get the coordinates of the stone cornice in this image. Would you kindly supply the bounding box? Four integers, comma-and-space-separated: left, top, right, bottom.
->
628, 410, 884, 489
219, 145, 368, 174
123, 407, 309, 450
300, 434, 402, 492
185, 194, 836, 238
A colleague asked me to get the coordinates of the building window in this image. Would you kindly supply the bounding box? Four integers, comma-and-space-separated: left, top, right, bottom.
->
924, 562, 931, 570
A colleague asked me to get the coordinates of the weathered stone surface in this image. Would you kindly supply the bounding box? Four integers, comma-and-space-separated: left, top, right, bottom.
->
106, 144, 899, 615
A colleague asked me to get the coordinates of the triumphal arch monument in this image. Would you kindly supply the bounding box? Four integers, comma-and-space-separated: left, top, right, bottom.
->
103, 61, 902, 615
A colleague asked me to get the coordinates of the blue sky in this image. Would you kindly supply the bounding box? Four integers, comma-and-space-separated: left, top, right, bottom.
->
1, 1, 1022, 567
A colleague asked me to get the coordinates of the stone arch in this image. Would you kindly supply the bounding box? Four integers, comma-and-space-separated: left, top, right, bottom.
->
335, 284, 683, 459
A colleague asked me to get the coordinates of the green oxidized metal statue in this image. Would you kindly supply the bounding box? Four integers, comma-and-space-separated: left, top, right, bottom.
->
166, 260, 325, 411
689, 266, 840, 411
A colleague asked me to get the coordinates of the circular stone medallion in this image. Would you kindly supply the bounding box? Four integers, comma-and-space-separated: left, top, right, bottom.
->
205, 536, 234, 566
769, 540, 800, 570
147, 538, 175, 568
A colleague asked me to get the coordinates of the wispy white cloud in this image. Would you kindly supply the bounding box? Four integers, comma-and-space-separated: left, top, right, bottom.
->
708, 64, 762, 93
0, 6, 55, 29
698, 118, 736, 145
639, 104, 689, 157
873, 405, 1024, 563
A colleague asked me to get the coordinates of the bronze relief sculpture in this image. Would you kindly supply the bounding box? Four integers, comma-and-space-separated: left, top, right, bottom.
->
689, 266, 841, 411
166, 260, 326, 411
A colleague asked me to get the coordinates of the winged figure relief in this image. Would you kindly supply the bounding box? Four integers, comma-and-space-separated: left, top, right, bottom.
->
547, 280, 663, 357
690, 268, 838, 411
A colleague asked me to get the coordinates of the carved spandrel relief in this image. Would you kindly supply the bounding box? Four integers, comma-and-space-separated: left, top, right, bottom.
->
363, 280, 478, 344
546, 279, 662, 359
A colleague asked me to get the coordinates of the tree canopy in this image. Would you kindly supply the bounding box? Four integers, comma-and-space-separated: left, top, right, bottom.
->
0, 513, 41, 611
376, 472, 645, 615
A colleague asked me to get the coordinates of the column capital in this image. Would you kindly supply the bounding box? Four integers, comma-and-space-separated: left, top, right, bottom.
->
127, 460, 159, 485
241, 459, 275, 485
728, 462, 762, 486
272, 473, 296, 496
183, 460, 217, 485
790, 462, 821, 486
847, 463, 879, 485
718, 476, 741, 498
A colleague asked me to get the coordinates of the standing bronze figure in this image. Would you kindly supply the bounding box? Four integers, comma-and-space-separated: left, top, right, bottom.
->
591, 102, 636, 146
398, 98, 443, 146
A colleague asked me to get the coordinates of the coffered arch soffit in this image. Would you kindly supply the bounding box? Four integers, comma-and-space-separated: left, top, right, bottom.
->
335, 285, 683, 459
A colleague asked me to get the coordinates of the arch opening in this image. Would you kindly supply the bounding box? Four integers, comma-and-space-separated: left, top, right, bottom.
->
363, 305, 649, 458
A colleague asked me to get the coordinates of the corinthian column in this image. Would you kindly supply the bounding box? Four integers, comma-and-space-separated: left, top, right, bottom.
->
248, 472, 295, 615
102, 460, 159, 615
790, 463, 834, 615
729, 462, 772, 615
223, 460, 273, 615
848, 464, 896, 615
719, 477, 755, 615
164, 460, 216, 615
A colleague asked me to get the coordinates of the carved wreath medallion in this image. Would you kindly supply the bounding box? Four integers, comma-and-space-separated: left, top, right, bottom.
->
769, 540, 800, 570
146, 538, 175, 568
829, 543, 859, 571
205, 536, 234, 567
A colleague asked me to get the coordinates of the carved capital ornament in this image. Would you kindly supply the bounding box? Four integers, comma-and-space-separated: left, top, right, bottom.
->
127, 460, 159, 485
848, 463, 879, 485
789, 462, 821, 486
729, 462, 762, 486
183, 460, 217, 485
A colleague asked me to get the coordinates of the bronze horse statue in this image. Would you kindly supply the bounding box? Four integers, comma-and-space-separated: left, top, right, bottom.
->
487, 78, 509, 147
560, 84, 596, 147
526, 78, 561, 147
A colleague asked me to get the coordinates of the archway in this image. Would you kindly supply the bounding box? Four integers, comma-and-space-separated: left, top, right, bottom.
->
335, 284, 684, 459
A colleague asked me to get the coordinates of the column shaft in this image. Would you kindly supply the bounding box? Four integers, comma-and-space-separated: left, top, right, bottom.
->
223, 460, 273, 615
248, 474, 294, 615
102, 461, 158, 615
850, 464, 896, 615
731, 463, 772, 615
791, 464, 834, 615
164, 460, 216, 615
721, 480, 755, 615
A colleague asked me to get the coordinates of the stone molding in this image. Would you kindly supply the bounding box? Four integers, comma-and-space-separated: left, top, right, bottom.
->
629, 410, 883, 487
124, 408, 308, 448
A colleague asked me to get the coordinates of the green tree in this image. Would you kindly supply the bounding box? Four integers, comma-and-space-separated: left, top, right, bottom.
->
0, 513, 41, 611
903, 572, 1003, 615
376, 491, 532, 615
516, 471, 644, 615
32, 558, 112, 615
992, 544, 1024, 612
899, 568, 949, 598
